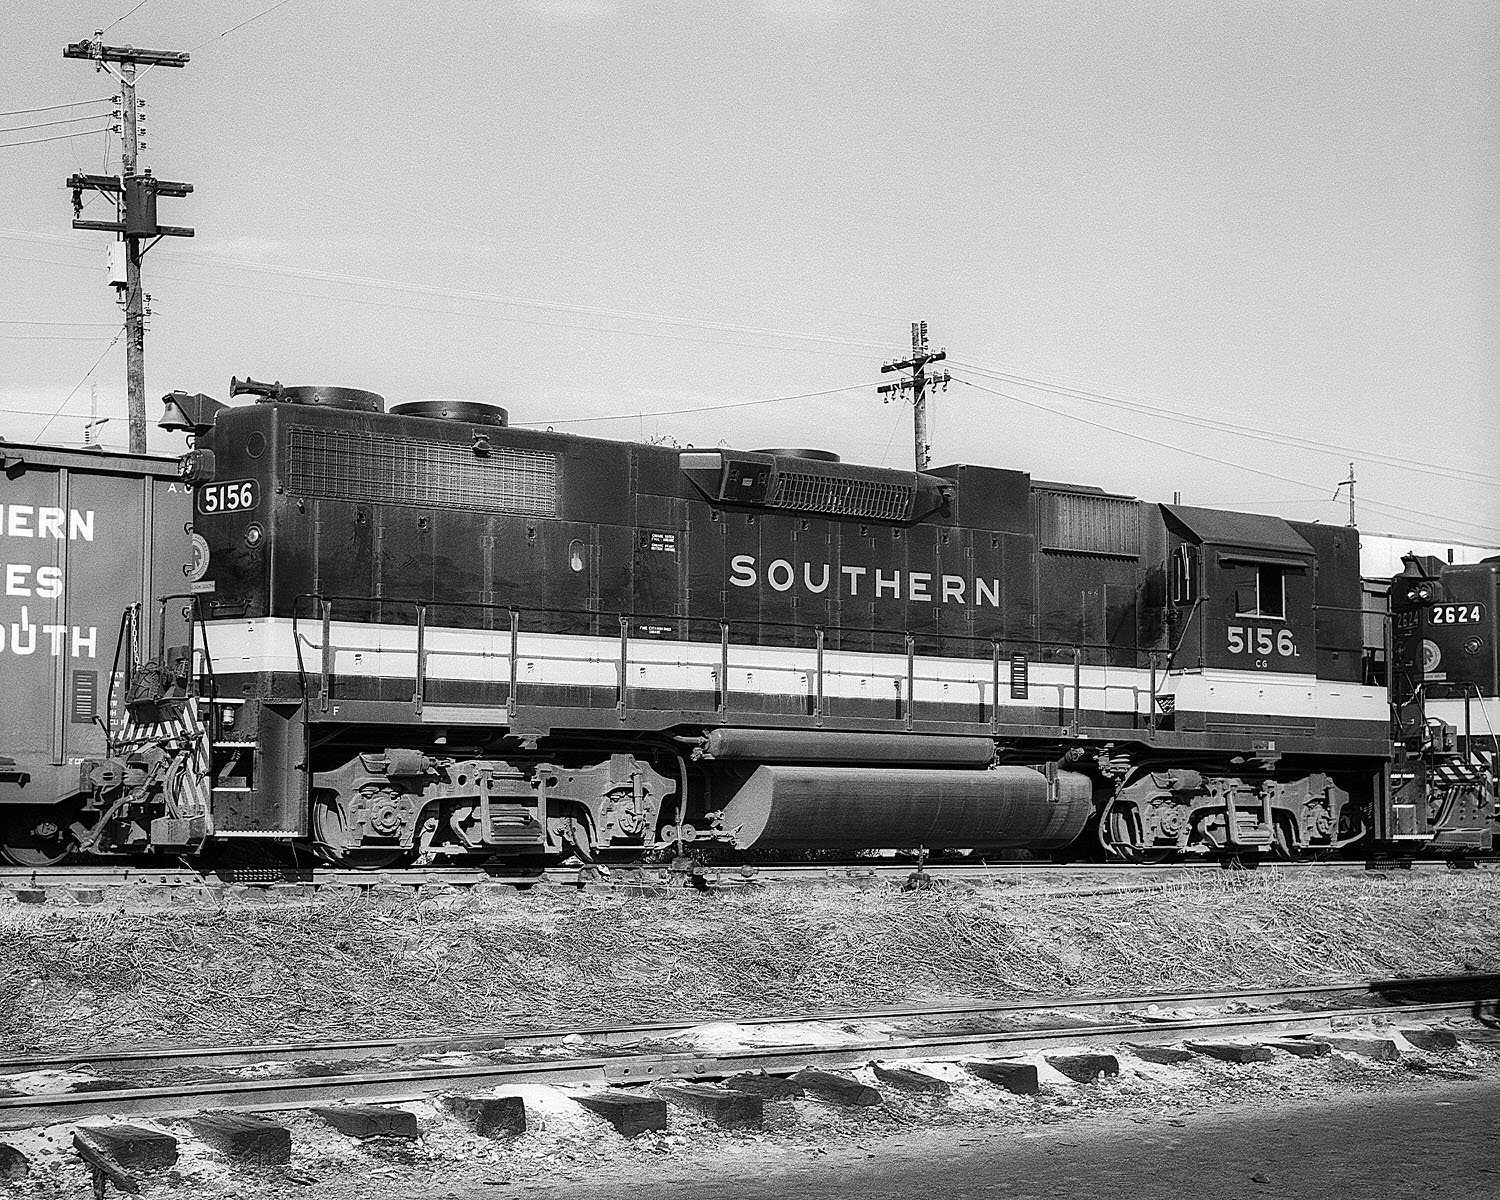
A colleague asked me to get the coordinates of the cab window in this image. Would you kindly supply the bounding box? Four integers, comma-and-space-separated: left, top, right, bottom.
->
1235, 565, 1285, 619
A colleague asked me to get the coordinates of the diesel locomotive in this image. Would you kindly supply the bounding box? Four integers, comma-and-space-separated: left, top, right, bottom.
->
0, 378, 1494, 866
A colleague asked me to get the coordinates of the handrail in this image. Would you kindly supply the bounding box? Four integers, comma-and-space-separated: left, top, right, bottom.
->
283, 590, 1277, 730
286, 591, 1168, 659
153, 592, 220, 706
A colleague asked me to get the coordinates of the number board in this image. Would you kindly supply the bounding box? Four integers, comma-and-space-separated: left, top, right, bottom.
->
196, 479, 259, 515
1428, 603, 1485, 626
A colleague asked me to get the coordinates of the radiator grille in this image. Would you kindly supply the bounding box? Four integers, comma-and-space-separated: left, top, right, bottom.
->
1038, 490, 1140, 557
287, 427, 557, 515
768, 471, 914, 521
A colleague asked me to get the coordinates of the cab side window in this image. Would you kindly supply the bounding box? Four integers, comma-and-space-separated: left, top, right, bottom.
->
1235, 565, 1285, 618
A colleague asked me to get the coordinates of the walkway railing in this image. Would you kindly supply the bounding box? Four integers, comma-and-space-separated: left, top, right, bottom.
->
287, 593, 1166, 731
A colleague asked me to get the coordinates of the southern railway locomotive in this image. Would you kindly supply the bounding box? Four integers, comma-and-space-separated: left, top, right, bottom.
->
0, 378, 1495, 866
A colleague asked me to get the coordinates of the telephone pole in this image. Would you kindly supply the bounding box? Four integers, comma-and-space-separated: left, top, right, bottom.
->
878, 321, 950, 472
62, 37, 193, 454
1333, 463, 1357, 526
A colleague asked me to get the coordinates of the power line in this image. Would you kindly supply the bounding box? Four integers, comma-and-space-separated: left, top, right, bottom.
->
0, 333, 121, 341
32, 326, 126, 441
0, 98, 111, 118
950, 375, 1500, 543
0, 319, 120, 326
161, 247, 885, 348
0, 226, 887, 353
0, 112, 116, 134
0, 127, 110, 149
102, 0, 155, 34
190, 0, 302, 51
952, 357, 1500, 487
522, 382, 879, 427
0, 243, 878, 362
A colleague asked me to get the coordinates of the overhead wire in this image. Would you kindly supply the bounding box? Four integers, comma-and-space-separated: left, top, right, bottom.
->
0, 98, 112, 118
0, 226, 888, 353
31, 326, 126, 441
951, 357, 1500, 487
950, 375, 1500, 544
190, 0, 303, 52
523, 382, 878, 426
0, 127, 111, 149
102, 0, 155, 34
0, 333, 122, 341
955, 371, 1500, 543
0, 242, 878, 362
0, 112, 117, 134
155, 246, 887, 348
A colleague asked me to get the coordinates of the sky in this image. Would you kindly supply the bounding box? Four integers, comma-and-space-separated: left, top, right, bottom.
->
1, 1, 1496, 547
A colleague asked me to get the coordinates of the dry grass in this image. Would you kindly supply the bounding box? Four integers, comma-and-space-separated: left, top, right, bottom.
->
2, 873, 1498, 1054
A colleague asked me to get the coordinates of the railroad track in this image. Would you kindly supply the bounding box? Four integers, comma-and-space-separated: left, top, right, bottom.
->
2, 972, 1496, 1129
1, 856, 1491, 902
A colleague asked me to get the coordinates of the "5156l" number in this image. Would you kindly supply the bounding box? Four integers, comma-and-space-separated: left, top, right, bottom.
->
1227, 626, 1297, 660
197, 479, 258, 515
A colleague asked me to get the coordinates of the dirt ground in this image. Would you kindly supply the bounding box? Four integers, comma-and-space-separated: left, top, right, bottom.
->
3, 870, 1498, 1054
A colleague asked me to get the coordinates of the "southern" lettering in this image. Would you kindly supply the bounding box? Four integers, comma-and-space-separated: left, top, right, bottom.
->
0, 506, 94, 541
730, 554, 1002, 607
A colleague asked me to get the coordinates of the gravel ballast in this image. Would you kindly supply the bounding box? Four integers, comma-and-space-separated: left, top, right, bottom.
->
2, 871, 1497, 1054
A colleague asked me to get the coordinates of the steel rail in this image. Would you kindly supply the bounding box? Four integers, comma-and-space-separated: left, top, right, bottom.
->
1, 996, 1493, 1130
3, 973, 1494, 1077
1, 858, 1491, 893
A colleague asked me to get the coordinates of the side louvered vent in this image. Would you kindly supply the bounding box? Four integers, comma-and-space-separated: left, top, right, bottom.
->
288, 427, 557, 516
768, 471, 914, 521
1038, 490, 1140, 557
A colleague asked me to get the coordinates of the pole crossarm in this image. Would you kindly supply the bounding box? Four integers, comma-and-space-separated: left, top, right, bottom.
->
67, 172, 122, 193
63, 42, 190, 68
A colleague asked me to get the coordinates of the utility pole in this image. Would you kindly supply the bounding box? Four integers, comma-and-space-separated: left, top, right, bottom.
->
63, 36, 193, 454
1333, 462, 1356, 526
878, 321, 950, 472
83, 382, 110, 448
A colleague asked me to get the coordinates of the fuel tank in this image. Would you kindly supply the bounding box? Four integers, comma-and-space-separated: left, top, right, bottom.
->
700, 728, 994, 766
716, 765, 1093, 850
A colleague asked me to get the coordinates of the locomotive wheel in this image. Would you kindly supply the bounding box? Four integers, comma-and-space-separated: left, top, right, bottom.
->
310, 793, 414, 870
0, 807, 76, 866
1270, 816, 1297, 861
1102, 804, 1173, 864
